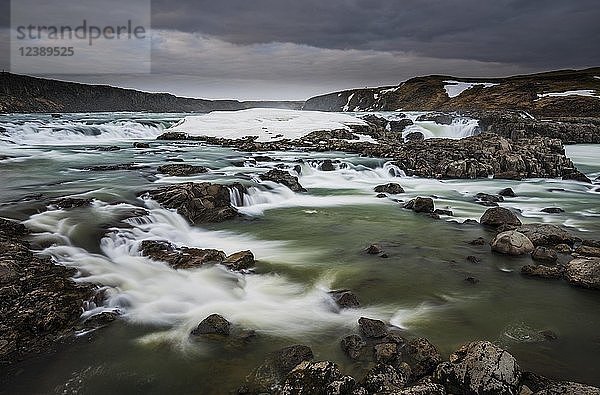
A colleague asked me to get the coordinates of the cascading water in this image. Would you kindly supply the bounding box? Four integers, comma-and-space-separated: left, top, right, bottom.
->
402, 118, 481, 140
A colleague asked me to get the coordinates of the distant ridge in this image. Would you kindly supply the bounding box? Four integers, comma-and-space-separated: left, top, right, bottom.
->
0, 73, 303, 113
303, 67, 600, 117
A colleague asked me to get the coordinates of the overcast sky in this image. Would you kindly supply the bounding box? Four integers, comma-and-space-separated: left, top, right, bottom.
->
1, 0, 599, 100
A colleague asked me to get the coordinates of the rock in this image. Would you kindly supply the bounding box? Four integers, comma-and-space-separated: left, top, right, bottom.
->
374, 342, 398, 364
416, 113, 454, 125
245, 345, 314, 392
480, 207, 522, 228
376, 193, 387, 198
139, 240, 226, 269
223, 250, 255, 271
374, 183, 405, 194
532, 381, 600, 394
491, 231, 535, 256
320, 160, 336, 171
469, 237, 486, 246
465, 277, 479, 284
562, 169, 592, 184
521, 264, 566, 279
260, 169, 306, 192
499, 187, 517, 197
328, 290, 360, 308
81, 311, 119, 329
157, 164, 209, 176
326, 375, 365, 395
575, 245, 600, 258
84, 163, 145, 171
531, 247, 558, 263
405, 197, 434, 213
402, 337, 442, 379
554, 244, 572, 253
516, 224, 574, 247
405, 131, 425, 142
358, 317, 388, 338
191, 314, 231, 336
434, 209, 453, 216
50, 197, 93, 209
565, 258, 600, 289
96, 145, 120, 151
279, 360, 343, 395
396, 381, 446, 395
466, 255, 481, 264
365, 244, 383, 255
144, 182, 243, 224
541, 207, 564, 214
388, 119, 415, 132
363, 363, 408, 393
133, 142, 150, 148
474, 192, 504, 205
341, 334, 366, 360
434, 341, 521, 395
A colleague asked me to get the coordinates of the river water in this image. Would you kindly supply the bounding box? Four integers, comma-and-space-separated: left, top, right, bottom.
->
0, 112, 599, 394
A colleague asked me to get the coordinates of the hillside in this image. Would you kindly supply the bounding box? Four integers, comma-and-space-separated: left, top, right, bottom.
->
303, 68, 600, 118
0, 73, 303, 113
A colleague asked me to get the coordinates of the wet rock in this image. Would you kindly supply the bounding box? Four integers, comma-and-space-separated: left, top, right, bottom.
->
474, 192, 504, 206
280, 360, 342, 395
468, 237, 486, 246
396, 380, 446, 395
434, 209, 453, 216
405, 197, 434, 213
191, 314, 231, 336
434, 341, 521, 395
139, 240, 226, 269
466, 255, 481, 264
81, 311, 119, 329
157, 164, 209, 176
516, 224, 574, 247
402, 337, 442, 379
532, 381, 600, 394
491, 231, 535, 256
565, 258, 600, 290
376, 193, 387, 198
326, 375, 365, 395
541, 207, 564, 214
405, 131, 425, 142
365, 244, 383, 255
388, 119, 415, 132
223, 250, 255, 271
464, 277, 479, 284
320, 159, 336, 171
575, 245, 600, 258
554, 244, 572, 253
328, 290, 360, 308
358, 317, 388, 338
144, 182, 243, 224
374, 183, 404, 194
260, 169, 306, 192
480, 207, 522, 228
416, 113, 454, 125
85, 163, 145, 171
363, 363, 408, 393
499, 187, 517, 197
562, 169, 592, 184
531, 246, 558, 263
374, 342, 398, 364
521, 264, 566, 279
96, 145, 120, 151
50, 197, 93, 209
133, 142, 150, 148
341, 334, 366, 360
463, 219, 479, 225
245, 345, 314, 392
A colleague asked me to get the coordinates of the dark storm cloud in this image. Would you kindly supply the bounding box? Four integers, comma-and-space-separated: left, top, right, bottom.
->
151, 0, 600, 68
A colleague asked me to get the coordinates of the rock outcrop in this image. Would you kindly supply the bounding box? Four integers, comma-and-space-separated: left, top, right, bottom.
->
260, 169, 306, 192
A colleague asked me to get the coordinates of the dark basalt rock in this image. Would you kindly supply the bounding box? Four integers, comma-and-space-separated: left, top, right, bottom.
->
521, 264, 566, 279
191, 314, 231, 336
499, 187, 517, 197
144, 182, 243, 224
363, 363, 409, 394
374, 183, 404, 194
474, 192, 504, 206
434, 341, 521, 395
50, 197, 93, 209
260, 169, 306, 192
0, 218, 95, 365
133, 142, 150, 148
531, 246, 558, 263
223, 250, 255, 271
388, 119, 414, 132
139, 240, 226, 269
341, 334, 366, 360
405, 131, 425, 142
480, 207, 522, 228
358, 317, 388, 338
157, 164, 209, 177
328, 290, 360, 308
84, 163, 146, 171
320, 159, 336, 171
541, 207, 565, 214
404, 197, 434, 213
279, 360, 343, 395
402, 337, 442, 379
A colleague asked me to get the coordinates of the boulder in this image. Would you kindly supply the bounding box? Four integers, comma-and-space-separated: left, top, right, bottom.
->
405, 197, 434, 213
402, 337, 442, 379
531, 246, 558, 263
279, 360, 342, 395
405, 132, 425, 142
328, 290, 360, 308
157, 164, 209, 177
191, 314, 231, 336
498, 187, 517, 197
365, 244, 383, 255
434, 209, 453, 216
358, 317, 388, 338
521, 264, 566, 279
340, 334, 366, 360
133, 142, 150, 148
434, 341, 521, 395
480, 207, 522, 228
374, 183, 405, 194
491, 231, 535, 256
223, 250, 255, 271
326, 375, 366, 395
397, 380, 446, 395
320, 160, 336, 171
139, 240, 226, 269
565, 258, 600, 289
541, 207, 564, 214
575, 245, 600, 258
474, 193, 504, 206
374, 342, 398, 364
363, 363, 409, 393
516, 224, 574, 247
144, 182, 243, 224
260, 169, 306, 192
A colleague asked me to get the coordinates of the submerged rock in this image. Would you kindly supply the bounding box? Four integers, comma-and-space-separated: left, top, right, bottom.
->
565, 258, 600, 290
480, 207, 522, 228
328, 290, 360, 308
434, 341, 521, 395
157, 163, 209, 176
491, 231, 535, 256
144, 182, 243, 224
374, 183, 405, 194
133, 142, 150, 148
191, 314, 231, 336
260, 169, 306, 192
